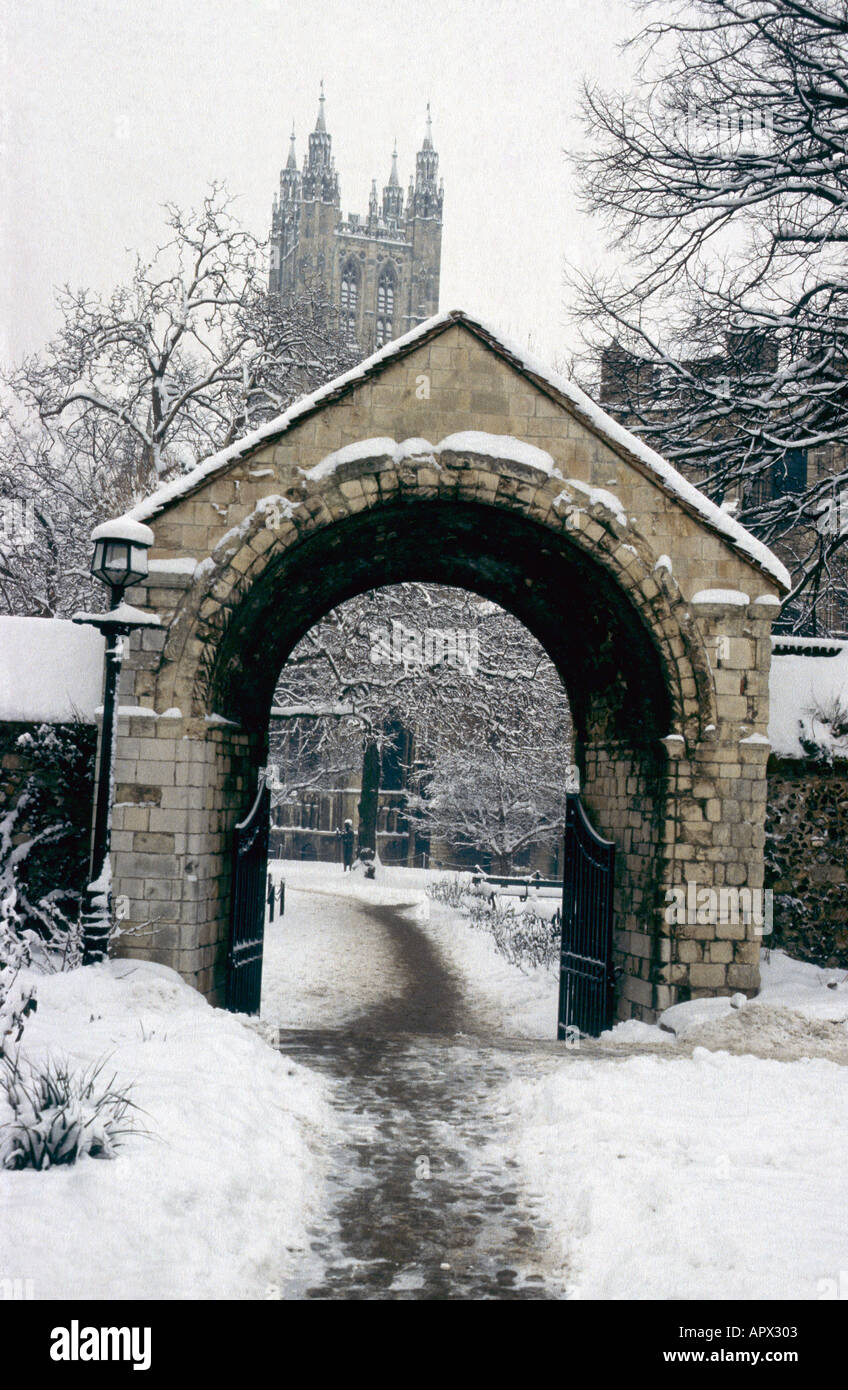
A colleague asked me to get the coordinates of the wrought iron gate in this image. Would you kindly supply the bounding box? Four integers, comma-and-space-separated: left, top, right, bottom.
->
226, 774, 270, 1014
557, 793, 616, 1039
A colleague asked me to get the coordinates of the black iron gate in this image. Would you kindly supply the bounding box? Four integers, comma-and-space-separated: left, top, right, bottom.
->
225, 775, 270, 1014
557, 793, 616, 1039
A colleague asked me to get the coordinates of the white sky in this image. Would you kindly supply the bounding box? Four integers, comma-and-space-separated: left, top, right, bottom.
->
1, 0, 640, 366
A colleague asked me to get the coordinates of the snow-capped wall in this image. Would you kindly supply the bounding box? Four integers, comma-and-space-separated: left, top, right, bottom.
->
768, 643, 848, 759
0, 617, 105, 724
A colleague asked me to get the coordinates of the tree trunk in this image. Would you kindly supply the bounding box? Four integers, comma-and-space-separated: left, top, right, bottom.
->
358, 738, 380, 853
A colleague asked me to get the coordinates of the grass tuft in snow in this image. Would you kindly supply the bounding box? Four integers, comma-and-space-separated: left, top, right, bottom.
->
0, 1052, 144, 1170
425, 874, 469, 910
426, 876, 560, 972
467, 900, 560, 972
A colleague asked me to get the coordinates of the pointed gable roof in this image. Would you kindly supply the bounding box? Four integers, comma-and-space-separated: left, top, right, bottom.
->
125, 308, 790, 591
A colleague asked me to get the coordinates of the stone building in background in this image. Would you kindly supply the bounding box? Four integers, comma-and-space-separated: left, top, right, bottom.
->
269, 85, 444, 355
598, 338, 848, 637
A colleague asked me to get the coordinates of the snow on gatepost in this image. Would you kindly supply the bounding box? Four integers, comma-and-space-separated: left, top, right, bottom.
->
692, 588, 750, 606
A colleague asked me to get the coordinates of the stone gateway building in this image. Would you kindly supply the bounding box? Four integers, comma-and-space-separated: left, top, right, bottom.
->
107, 309, 788, 1023
269, 87, 443, 355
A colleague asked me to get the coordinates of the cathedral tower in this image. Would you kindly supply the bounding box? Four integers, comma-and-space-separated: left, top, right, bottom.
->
269, 90, 444, 355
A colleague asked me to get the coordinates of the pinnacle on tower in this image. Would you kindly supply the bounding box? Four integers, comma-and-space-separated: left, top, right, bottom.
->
423, 101, 433, 151
279, 121, 301, 206
315, 80, 327, 133
415, 103, 441, 220
304, 82, 339, 203
383, 140, 403, 220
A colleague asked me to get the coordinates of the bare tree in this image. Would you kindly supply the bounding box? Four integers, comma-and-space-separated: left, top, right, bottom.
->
569, 0, 848, 631
0, 184, 355, 617
270, 584, 573, 860
405, 746, 568, 874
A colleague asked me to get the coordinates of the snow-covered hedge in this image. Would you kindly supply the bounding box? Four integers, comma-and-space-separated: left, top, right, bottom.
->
0, 720, 95, 949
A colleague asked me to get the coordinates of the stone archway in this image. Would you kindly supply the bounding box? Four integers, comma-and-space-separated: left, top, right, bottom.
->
109, 310, 786, 1020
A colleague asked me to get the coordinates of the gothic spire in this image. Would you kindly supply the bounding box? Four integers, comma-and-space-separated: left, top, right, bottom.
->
388, 140, 400, 187
315, 80, 327, 133
304, 81, 338, 202
423, 101, 433, 151
286, 124, 297, 170
415, 103, 441, 220
383, 141, 403, 219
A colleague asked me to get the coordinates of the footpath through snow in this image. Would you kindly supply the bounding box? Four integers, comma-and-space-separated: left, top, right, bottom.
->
265, 861, 848, 1300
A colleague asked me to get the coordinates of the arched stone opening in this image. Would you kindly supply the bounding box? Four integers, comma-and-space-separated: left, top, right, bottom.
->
197, 496, 681, 1020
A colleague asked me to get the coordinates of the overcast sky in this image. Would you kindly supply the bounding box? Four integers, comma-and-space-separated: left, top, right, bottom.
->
1, 0, 640, 365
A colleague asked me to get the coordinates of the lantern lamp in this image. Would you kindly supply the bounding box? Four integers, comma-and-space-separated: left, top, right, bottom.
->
90, 518, 155, 605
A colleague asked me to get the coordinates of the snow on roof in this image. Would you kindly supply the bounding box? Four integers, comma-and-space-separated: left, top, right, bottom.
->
120, 308, 789, 591
0, 617, 104, 723
768, 643, 848, 758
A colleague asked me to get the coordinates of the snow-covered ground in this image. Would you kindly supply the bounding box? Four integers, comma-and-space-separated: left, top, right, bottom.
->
267, 859, 848, 1057
5, 859, 848, 1301
496, 1045, 848, 1299
1, 960, 336, 1299
263, 858, 557, 1037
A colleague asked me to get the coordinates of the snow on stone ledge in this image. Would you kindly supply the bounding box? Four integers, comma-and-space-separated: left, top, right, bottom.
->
302, 432, 560, 484
0, 617, 104, 723
438, 431, 557, 474
304, 437, 400, 480
768, 642, 848, 758
554, 479, 628, 527
148, 557, 199, 576
692, 588, 750, 606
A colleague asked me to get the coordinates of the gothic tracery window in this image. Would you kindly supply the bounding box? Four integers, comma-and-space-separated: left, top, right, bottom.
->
340, 261, 359, 340
375, 268, 395, 347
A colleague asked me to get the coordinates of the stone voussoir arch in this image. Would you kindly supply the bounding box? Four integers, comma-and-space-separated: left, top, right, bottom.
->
156, 441, 716, 745
109, 309, 786, 1021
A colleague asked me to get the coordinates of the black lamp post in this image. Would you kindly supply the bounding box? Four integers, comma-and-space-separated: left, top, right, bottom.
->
73, 518, 159, 964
